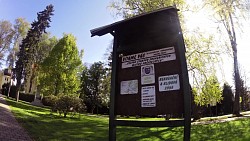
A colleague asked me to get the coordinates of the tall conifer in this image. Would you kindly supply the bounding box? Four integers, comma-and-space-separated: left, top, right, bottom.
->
15, 5, 54, 101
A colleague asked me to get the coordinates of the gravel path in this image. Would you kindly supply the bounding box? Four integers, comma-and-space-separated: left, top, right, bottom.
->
0, 94, 33, 141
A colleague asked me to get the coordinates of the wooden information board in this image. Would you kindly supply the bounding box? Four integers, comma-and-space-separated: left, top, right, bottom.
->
116, 46, 184, 116
91, 6, 191, 141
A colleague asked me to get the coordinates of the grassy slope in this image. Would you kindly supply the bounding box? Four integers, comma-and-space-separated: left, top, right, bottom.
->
6, 98, 250, 141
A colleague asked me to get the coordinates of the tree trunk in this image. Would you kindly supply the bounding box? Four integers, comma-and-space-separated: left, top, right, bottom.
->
54, 75, 59, 95
28, 73, 36, 94
29, 64, 37, 93
216, 104, 218, 116
16, 79, 21, 102
29, 78, 33, 93
209, 105, 212, 116
91, 105, 95, 114
233, 50, 241, 116
29, 70, 35, 93
7, 82, 11, 98
227, 13, 241, 117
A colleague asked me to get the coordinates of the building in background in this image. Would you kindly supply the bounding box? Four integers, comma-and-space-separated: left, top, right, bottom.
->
0, 68, 12, 89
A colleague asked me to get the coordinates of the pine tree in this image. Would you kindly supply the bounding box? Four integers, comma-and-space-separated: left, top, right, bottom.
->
15, 4, 54, 101
203, 0, 249, 116
80, 62, 106, 114
221, 83, 234, 114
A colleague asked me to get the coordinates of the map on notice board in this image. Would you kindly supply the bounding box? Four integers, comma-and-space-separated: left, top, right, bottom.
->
120, 80, 138, 94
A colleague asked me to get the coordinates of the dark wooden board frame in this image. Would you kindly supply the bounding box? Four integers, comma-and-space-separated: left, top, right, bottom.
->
91, 6, 191, 141
116, 44, 183, 116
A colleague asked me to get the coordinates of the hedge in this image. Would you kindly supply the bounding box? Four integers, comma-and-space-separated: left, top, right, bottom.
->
1, 85, 35, 102
19, 93, 35, 102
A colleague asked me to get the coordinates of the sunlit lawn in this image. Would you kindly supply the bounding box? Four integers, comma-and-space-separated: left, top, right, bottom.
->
5, 98, 250, 141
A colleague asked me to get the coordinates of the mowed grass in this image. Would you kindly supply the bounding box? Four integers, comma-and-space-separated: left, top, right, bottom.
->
5, 98, 250, 141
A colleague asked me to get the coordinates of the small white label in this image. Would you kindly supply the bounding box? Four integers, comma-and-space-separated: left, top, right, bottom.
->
120, 80, 138, 94
141, 86, 156, 107
158, 74, 180, 92
141, 64, 155, 85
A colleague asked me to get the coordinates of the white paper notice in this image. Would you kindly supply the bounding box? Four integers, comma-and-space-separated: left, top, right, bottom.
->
120, 80, 138, 94
121, 47, 176, 69
141, 86, 156, 107
158, 74, 180, 92
141, 64, 155, 85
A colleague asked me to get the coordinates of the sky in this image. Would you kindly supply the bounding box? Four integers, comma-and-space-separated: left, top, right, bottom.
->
184, 3, 250, 87
0, 0, 249, 87
0, 0, 117, 65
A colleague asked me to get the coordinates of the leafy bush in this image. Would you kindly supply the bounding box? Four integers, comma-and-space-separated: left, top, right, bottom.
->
1, 83, 12, 97
53, 95, 86, 118
42, 95, 58, 107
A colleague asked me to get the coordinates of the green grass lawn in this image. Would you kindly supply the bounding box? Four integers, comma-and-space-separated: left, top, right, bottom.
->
6, 98, 250, 141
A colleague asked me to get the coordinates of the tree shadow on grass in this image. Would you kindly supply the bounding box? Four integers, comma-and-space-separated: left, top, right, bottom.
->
6, 98, 48, 112
116, 126, 184, 141
26, 119, 109, 141
14, 112, 109, 141
5, 98, 250, 141
191, 118, 250, 141
5, 98, 109, 140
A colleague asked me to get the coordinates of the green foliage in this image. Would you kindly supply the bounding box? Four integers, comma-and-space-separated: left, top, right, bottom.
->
42, 95, 58, 107
54, 94, 85, 118
40, 34, 82, 96
100, 70, 111, 107
80, 62, 107, 113
203, 0, 248, 115
100, 44, 113, 107
6, 18, 30, 68
221, 83, 234, 114
36, 33, 58, 64
195, 74, 222, 106
239, 76, 250, 111
185, 32, 221, 85
35, 34, 58, 94
0, 20, 15, 65
42, 94, 86, 117
110, 0, 185, 18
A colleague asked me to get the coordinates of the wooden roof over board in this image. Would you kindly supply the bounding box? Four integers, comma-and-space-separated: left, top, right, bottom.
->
90, 6, 179, 37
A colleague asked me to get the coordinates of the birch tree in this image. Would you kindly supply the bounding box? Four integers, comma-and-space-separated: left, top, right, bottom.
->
0, 20, 15, 64
6, 18, 30, 69
204, 0, 249, 116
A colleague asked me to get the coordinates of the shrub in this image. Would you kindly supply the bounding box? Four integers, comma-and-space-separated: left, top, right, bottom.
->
42, 95, 58, 107
54, 95, 86, 118
1, 83, 11, 97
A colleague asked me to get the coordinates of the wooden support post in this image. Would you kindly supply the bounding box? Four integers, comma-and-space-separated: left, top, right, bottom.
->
175, 12, 191, 141
109, 32, 118, 141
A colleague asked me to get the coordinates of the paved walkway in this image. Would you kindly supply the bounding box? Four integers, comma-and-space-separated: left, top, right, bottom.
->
0, 94, 33, 141
192, 112, 250, 125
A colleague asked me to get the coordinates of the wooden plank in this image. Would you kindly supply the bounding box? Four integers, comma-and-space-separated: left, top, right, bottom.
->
109, 33, 118, 141
114, 120, 184, 127
174, 11, 191, 141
